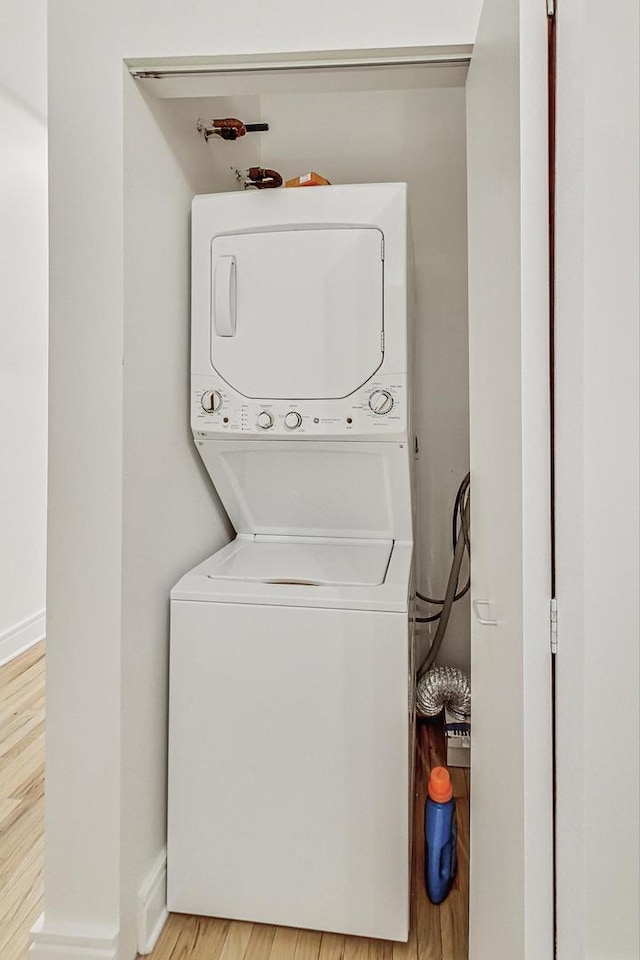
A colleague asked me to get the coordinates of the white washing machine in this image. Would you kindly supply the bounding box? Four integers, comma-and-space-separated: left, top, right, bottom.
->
168, 183, 414, 941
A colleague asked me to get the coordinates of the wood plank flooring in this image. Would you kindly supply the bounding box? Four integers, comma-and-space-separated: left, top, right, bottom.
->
0, 642, 45, 960
148, 720, 469, 960
0, 646, 469, 960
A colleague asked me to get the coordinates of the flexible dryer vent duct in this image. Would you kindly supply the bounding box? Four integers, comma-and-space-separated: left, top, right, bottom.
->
416, 665, 471, 721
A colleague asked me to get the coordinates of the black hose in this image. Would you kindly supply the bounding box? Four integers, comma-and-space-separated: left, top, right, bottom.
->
416, 473, 470, 675
416, 474, 470, 610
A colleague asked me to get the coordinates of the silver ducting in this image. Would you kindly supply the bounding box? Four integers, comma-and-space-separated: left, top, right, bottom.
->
416, 665, 471, 721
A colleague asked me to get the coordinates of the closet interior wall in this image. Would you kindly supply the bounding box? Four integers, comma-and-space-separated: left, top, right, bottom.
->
136, 74, 471, 672
117, 69, 470, 955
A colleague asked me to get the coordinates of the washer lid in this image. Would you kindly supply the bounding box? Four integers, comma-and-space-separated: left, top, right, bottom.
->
197, 440, 413, 541
206, 536, 393, 587
210, 227, 384, 399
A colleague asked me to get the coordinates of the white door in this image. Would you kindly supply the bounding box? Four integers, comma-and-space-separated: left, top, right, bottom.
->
466, 0, 553, 958
211, 227, 384, 399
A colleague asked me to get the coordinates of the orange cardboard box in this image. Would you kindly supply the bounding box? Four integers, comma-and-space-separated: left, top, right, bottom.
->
285, 171, 331, 188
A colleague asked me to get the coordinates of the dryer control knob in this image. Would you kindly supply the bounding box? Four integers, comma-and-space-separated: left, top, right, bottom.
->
369, 390, 394, 415
201, 389, 222, 413
284, 411, 303, 430
257, 411, 274, 430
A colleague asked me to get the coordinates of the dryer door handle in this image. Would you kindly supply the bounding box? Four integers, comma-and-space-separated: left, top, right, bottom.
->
213, 255, 237, 337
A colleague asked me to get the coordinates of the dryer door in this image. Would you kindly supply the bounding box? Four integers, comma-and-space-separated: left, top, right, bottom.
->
210, 227, 384, 399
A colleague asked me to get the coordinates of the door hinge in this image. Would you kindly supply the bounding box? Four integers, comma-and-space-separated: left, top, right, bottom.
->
550, 598, 558, 654
547, 0, 555, 17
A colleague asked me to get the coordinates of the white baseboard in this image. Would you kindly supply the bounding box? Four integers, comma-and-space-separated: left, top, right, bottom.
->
137, 849, 168, 955
28, 851, 168, 960
29, 914, 119, 960
0, 610, 46, 667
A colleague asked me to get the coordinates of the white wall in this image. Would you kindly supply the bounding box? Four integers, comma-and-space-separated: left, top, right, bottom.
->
466, 0, 553, 952
160, 84, 471, 669
120, 80, 234, 954
39, 4, 481, 959
555, 0, 640, 957
0, 1, 48, 665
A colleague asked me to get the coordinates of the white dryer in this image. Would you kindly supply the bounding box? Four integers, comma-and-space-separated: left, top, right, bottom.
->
168, 183, 414, 941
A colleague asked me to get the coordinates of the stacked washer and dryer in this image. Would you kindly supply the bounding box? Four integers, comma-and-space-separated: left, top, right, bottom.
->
168, 183, 415, 941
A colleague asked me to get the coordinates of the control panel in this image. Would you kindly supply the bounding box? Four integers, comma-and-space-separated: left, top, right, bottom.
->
191, 373, 408, 441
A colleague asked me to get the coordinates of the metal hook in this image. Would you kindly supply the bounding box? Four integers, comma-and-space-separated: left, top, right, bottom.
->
472, 599, 497, 626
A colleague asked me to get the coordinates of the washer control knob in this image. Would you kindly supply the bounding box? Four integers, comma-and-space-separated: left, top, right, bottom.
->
369, 390, 394, 415
284, 411, 303, 430
256, 411, 274, 430
201, 389, 222, 413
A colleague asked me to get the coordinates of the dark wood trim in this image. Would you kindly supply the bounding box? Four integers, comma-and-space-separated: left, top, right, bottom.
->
548, 4, 558, 957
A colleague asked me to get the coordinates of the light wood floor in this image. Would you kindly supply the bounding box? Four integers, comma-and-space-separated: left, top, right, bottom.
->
148, 721, 469, 960
0, 645, 469, 960
0, 642, 45, 960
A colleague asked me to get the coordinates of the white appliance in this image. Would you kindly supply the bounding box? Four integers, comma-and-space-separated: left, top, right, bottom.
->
168, 183, 414, 941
